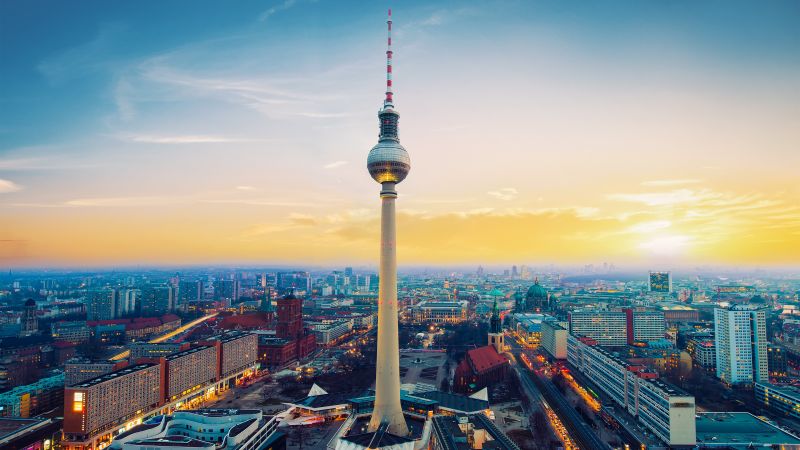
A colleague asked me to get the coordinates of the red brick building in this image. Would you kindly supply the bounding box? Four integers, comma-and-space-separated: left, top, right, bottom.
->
453, 345, 509, 393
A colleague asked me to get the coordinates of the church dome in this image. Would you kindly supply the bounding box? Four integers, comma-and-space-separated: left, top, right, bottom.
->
526, 280, 547, 300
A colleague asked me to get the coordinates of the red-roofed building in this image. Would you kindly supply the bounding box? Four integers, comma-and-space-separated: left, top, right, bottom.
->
453, 345, 509, 393
218, 312, 273, 331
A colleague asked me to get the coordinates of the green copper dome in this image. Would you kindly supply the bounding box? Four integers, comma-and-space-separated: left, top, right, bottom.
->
526, 279, 547, 300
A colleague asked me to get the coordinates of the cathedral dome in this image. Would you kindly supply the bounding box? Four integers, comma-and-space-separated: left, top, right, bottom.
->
526, 279, 547, 300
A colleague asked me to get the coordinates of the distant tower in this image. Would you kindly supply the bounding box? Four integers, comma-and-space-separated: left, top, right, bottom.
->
22, 298, 38, 334
367, 9, 410, 437
260, 287, 275, 321
488, 299, 504, 353
276, 294, 303, 340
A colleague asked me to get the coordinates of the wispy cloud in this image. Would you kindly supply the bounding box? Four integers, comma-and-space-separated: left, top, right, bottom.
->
235, 185, 257, 191
487, 188, 518, 201
258, 0, 298, 22
37, 23, 126, 84
0, 179, 23, 193
324, 160, 348, 170
607, 189, 718, 206
120, 134, 251, 144
641, 179, 702, 187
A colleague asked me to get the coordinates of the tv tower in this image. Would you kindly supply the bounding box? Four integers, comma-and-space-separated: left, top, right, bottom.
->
366, 8, 410, 436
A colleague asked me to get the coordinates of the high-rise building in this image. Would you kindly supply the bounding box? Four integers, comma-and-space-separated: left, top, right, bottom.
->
714, 305, 768, 385
365, 8, 410, 437
569, 310, 665, 346
276, 271, 311, 295
178, 280, 203, 306
540, 321, 568, 359
140, 285, 174, 316
116, 288, 138, 317
768, 344, 788, 380
568, 311, 627, 346
64, 364, 162, 446
87, 288, 117, 321
567, 335, 696, 446
625, 309, 666, 344
213, 278, 240, 302
21, 298, 38, 335
649, 271, 672, 293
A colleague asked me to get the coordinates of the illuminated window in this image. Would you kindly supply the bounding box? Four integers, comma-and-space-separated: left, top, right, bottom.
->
73, 392, 84, 412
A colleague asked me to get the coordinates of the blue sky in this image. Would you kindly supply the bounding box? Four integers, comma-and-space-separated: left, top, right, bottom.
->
1, 0, 799, 266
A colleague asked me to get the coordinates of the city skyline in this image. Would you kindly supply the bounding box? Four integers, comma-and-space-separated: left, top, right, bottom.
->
2, 0, 799, 267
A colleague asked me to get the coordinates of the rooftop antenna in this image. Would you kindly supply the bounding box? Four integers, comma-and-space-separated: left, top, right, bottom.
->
384, 8, 393, 107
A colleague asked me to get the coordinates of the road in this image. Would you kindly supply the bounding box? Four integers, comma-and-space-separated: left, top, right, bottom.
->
110, 313, 219, 360
507, 335, 610, 450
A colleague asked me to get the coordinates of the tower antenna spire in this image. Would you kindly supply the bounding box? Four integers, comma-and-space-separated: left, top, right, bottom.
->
385, 8, 393, 107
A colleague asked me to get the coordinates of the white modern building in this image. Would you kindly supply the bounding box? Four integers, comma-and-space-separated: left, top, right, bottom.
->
540, 321, 567, 359
109, 409, 282, 450
714, 305, 767, 385
568, 311, 627, 346
567, 334, 696, 446
632, 311, 666, 342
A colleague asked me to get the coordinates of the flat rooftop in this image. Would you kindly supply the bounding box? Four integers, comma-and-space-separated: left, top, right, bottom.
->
696, 412, 800, 447
0, 418, 47, 442
166, 345, 213, 361
73, 363, 157, 388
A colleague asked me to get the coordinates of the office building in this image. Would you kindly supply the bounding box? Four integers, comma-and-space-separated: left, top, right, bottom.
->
21, 299, 38, 335
755, 383, 800, 421
87, 288, 117, 321
714, 305, 767, 385
567, 334, 696, 446
63, 332, 259, 449
0, 373, 64, 418
686, 339, 716, 371
276, 272, 311, 295
768, 344, 788, 380
51, 321, 91, 344
178, 280, 203, 307
65, 359, 128, 386
140, 285, 174, 316
540, 321, 567, 359
202, 331, 259, 378
568, 310, 666, 346
163, 346, 218, 402
412, 301, 468, 324
628, 310, 666, 343
649, 271, 672, 293
568, 311, 627, 346
128, 342, 185, 359
116, 289, 138, 317
64, 364, 162, 447
309, 320, 353, 346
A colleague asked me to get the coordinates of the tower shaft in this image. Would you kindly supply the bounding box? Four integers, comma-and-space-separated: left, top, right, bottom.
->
368, 181, 409, 436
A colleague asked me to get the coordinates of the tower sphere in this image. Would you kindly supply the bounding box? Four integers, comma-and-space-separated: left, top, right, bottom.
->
367, 140, 410, 184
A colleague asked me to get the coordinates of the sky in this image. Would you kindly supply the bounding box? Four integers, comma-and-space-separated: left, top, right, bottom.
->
1, 0, 799, 268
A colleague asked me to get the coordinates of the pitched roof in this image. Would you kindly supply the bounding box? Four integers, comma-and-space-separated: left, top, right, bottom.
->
467, 346, 507, 373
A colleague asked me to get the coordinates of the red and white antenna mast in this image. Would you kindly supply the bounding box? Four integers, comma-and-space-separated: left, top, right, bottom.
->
384, 8, 394, 107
